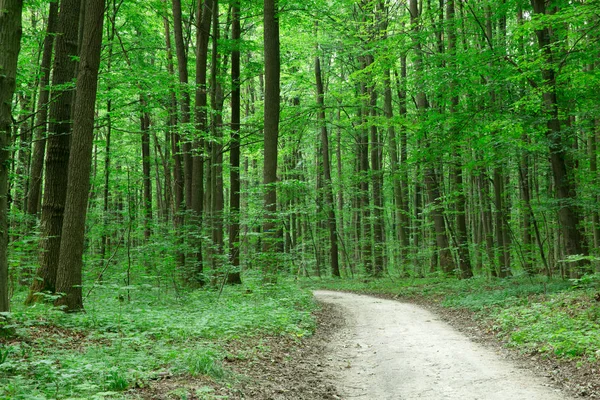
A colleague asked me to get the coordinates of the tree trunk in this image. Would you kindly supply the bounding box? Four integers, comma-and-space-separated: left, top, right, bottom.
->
191, 0, 212, 283
0, 0, 23, 312
447, 0, 472, 279
54, 0, 104, 312
315, 50, 340, 278
26, 1, 57, 218
262, 0, 280, 275
227, 0, 242, 284
369, 85, 384, 277
162, 0, 184, 268
209, 0, 225, 274
171, 0, 192, 210
141, 96, 152, 242
26, 2, 57, 218
530, 0, 589, 276
27, 0, 81, 304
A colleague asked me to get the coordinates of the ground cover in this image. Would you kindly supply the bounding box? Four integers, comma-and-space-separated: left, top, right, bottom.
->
0, 273, 317, 399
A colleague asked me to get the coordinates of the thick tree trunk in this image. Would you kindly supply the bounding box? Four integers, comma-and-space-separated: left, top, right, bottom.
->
0, 0, 23, 312
54, 0, 105, 312
262, 0, 280, 275
27, 0, 81, 304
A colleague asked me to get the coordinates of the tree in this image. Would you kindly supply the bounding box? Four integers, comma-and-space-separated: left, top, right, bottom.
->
27, 0, 81, 304
262, 0, 280, 274
0, 0, 24, 312
315, 45, 340, 277
55, 0, 105, 312
26, 0, 58, 219
192, 0, 213, 283
530, 0, 589, 277
228, 0, 242, 284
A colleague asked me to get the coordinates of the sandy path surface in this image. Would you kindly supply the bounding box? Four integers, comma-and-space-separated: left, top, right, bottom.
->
314, 290, 573, 400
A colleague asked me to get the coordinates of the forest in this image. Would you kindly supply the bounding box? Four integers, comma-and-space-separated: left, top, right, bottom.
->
0, 0, 600, 398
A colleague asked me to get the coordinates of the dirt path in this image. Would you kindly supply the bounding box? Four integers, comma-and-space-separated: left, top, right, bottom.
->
315, 290, 573, 400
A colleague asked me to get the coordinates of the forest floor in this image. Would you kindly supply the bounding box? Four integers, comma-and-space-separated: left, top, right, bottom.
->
143, 287, 598, 399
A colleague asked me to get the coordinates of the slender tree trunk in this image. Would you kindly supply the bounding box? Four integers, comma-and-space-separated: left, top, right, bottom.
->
99, 4, 117, 273
227, 0, 242, 284
54, 0, 105, 312
315, 50, 340, 278
141, 96, 152, 242
447, 0, 472, 279
192, 0, 212, 283
209, 0, 225, 274
27, 0, 81, 304
369, 85, 384, 277
162, 0, 184, 268
385, 69, 402, 271
531, 0, 589, 276
171, 0, 192, 210
410, 0, 454, 275
590, 120, 600, 250
394, 62, 411, 266
26, 2, 58, 218
358, 78, 372, 274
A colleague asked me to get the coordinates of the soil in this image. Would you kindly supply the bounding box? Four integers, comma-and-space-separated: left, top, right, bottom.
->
138, 290, 599, 399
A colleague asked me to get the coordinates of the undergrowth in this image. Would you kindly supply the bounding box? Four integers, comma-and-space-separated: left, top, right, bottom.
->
310, 273, 600, 364
0, 272, 316, 399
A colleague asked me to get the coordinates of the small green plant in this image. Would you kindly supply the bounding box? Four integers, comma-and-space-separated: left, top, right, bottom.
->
0, 345, 11, 365
105, 368, 129, 391
178, 348, 225, 379
570, 273, 600, 289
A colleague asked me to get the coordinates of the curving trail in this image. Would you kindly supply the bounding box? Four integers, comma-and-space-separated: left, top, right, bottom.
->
314, 290, 572, 400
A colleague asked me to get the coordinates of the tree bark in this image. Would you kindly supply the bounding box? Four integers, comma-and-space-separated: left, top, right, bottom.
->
26, 0, 58, 217
262, 0, 280, 275
410, 0, 454, 275
447, 0, 472, 279
0, 0, 23, 312
54, 0, 105, 312
530, 0, 589, 276
315, 50, 340, 278
227, 0, 242, 284
27, 0, 81, 304
192, 0, 213, 283
141, 96, 152, 242
171, 0, 193, 210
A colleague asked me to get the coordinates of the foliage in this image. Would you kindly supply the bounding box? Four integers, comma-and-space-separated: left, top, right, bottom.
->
0, 274, 316, 399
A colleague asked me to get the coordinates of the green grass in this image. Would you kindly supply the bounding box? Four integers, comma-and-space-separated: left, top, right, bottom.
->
308, 273, 600, 363
0, 272, 317, 399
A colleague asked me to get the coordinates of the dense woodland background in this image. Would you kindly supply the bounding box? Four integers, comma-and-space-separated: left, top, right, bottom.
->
1, 0, 600, 313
